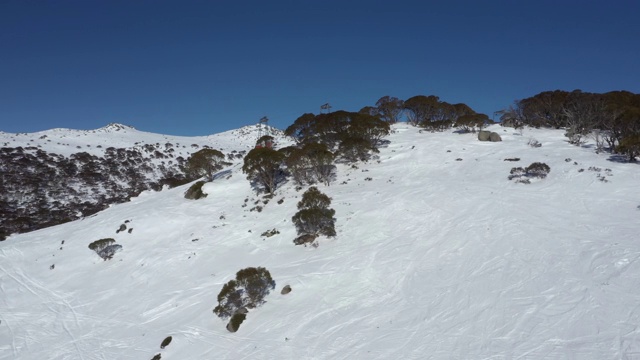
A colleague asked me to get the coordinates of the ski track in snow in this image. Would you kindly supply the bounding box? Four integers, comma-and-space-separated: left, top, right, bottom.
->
2, 124, 640, 359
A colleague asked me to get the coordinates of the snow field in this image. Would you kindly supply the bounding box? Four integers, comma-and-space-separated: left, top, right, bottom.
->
1, 124, 640, 359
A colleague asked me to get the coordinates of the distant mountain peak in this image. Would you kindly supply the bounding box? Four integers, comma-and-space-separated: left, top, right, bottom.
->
100, 123, 136, 132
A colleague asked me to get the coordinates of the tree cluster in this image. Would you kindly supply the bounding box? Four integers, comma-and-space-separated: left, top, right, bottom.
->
285, 110, 390, 163
360, 95, 488, 132
497, 90, 640, 160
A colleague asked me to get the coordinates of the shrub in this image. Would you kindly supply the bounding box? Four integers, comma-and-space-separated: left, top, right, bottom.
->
184, 181, 207, 200
213, 267, 275, 320
525, 162, 551, 178
527, 138, 542, 147
509, 162, 551, 183
88, 238, 115, 252
88, 238, 122, 260
292, 187, 336, 238
261, 229, 280, 237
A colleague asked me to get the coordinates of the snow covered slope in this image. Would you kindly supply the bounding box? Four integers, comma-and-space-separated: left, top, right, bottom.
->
1, 124, 640, 359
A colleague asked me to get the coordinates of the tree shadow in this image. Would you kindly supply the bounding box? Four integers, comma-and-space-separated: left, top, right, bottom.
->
607, 154, 638, 164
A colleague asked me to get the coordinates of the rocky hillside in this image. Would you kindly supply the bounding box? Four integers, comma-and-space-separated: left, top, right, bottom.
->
0, 123, 285, 239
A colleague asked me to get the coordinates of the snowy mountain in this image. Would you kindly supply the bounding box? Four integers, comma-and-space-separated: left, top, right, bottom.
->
0, 123, 286, 238
1, 123, 640, 359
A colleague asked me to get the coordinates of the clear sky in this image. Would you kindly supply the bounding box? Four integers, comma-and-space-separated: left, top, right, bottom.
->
1, 0, 639, 136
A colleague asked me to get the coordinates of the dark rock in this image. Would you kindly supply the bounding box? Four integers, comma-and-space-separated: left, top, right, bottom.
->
293, 234, 317, 246
160, 336, 172, 349
281, 285, 292, 295
489, 132, 502, 142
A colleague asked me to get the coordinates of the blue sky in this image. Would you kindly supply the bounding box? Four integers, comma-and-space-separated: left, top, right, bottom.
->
1, 0, 639, 136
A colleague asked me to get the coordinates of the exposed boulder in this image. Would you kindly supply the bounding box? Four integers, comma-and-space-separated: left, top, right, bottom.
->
281, 285, 292, 295
478, 131, 502, 142
478, 131, 491, 141
184, 180, 208, 200
293, 234, 317, 246
226, 313, 246, 333
489, 132, 503, 142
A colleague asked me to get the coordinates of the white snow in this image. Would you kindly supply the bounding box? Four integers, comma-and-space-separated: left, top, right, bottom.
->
1, 124, 640, 359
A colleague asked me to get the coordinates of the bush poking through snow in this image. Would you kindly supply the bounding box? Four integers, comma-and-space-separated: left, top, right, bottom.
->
508, 162, 551, 183
184, 181, 207, 200
528, 138, 542, 147
292, 187, 336, 241
213, 267, 275, 320
88, 238, 115, 252
88, 238, 122, 260
261, 229, 280, 237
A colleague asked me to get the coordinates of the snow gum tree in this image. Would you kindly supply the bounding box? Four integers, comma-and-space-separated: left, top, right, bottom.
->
292, 187, 336, 237
242, 147, 285, 194
185, 148, 226, 180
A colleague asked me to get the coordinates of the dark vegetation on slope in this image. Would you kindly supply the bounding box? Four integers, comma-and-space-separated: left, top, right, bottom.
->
3, 91, 639, 242
497, 90, 640, 160
0, 144, 193, 239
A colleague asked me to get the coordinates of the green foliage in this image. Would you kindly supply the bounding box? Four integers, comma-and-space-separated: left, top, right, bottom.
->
88, 238, 115, 252
297, 186, 331, 210
337, 137, 376, 163
213, 267, 275, 320
375, 96, 404, 123
261, 228, 280, 237
284, 111, 390, 162
509, 162, 551, 182
292, 187, 336, 237
256, 135, 274, 147
525, 162, 551, 177
184, 180, 207, 200
88, 238, 121, 260
185, 148, 226, 180
284, 142, 335, 185
242, 148, 285, 194
160, 176, 192, 189
213, 280, 243, 319
235, 267, 276, 307
617, 134, 640, 161
499, 90, 640, 152
456, 113, 489, 133
292, 208, 337, 237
